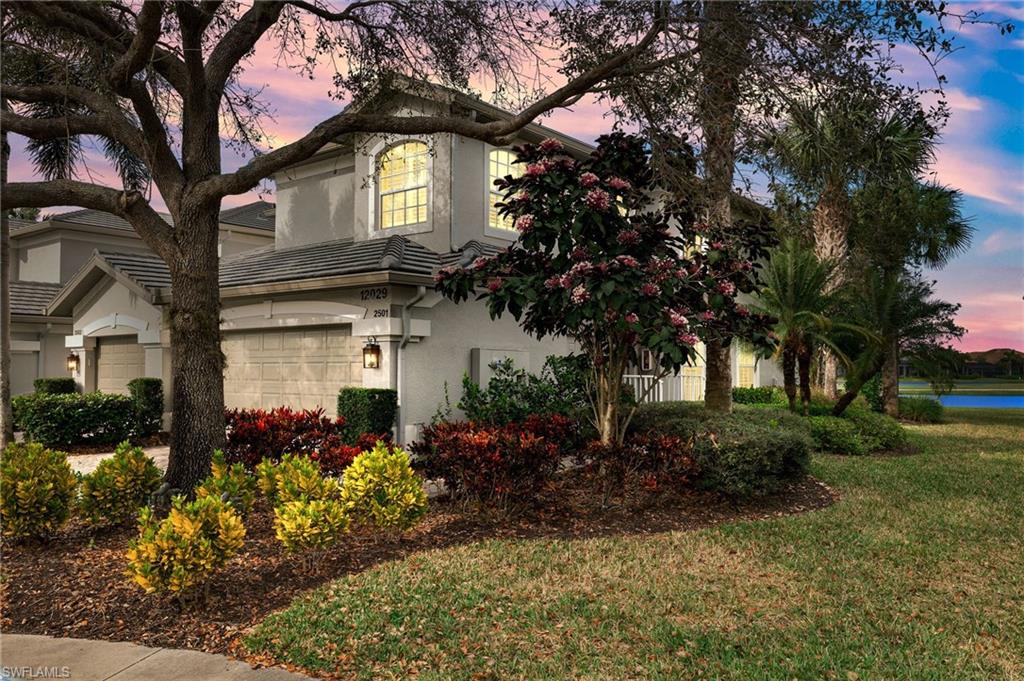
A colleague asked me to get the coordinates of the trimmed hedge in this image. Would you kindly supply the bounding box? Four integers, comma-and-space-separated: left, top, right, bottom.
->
845, 410, 908, 451
899, 396, 944, 423
128, 378, 164, 436
33, 377, 77, 395
338, 388, 398, 440
13, 392, 135, 447
731, 386, 778, 405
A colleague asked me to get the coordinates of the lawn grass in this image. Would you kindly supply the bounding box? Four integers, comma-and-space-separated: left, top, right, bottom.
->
246, 408, 1024, 680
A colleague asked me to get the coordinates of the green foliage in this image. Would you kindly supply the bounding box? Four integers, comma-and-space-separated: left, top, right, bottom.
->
731, 386, 779, 404
861, 373, 884, 412
457, 357, 585, 426
337, 388, 398, 440
12, 391, 135, 447
196, 450, 258, 514
341, 441, 428, 531
630, 403, 812, 497
809, 416, 866, 455
0, 442, 78, 539
33, 377, 77, 394
125, 495, 246, 594
273, 499, 349, 553
78, 441, 163, 526
845, 410, 908, 451
128, 378, 164, 436
899, 396, 944, 423
256, 453, 341, 505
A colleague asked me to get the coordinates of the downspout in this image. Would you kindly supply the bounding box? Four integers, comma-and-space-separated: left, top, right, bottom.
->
397, 285, 427, 444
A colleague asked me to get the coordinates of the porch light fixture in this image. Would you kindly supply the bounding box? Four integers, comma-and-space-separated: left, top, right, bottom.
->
66, 352, 80, 374
362, 337, 381, 369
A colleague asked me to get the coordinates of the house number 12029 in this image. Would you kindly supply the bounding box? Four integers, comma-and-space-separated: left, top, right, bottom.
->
360, 287, 389, 301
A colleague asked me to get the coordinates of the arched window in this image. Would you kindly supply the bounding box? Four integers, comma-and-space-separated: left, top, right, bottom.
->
378, 141, 429, 229
487, 148, 521, 231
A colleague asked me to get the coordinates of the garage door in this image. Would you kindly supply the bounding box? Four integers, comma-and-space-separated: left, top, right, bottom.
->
97, 336, 145, 394
222, 326, 362, 416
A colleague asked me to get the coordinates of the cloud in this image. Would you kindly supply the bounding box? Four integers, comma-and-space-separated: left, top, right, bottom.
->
979, 229, 1020, 254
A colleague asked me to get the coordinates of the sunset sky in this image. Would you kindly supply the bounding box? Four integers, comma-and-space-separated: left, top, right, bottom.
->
7, 2, 1022, 352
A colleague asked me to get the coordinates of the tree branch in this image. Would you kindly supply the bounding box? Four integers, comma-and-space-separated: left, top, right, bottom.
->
205, 2, 286, 96
0, 109, 116, 141
197, 3, 669, 199
1, 179, 177, 258
108, 1, 165, 95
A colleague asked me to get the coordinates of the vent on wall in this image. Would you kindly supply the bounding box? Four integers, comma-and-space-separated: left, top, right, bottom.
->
470, 348, 530, 388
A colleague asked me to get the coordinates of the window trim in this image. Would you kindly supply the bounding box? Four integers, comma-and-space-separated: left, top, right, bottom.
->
370, 138, 433, 237
482, 145, 520, 241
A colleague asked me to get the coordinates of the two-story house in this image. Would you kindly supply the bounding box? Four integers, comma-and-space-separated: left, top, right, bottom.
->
22, 84, 781, 442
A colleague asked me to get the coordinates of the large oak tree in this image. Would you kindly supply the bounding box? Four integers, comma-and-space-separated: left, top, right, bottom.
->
0, 0, 668, 491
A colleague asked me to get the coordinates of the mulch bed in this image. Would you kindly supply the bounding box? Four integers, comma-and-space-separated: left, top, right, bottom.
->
57, 433, 169, 456
0, 471, 837, 661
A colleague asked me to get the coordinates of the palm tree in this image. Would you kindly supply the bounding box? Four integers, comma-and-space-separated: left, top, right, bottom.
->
771, 94, 932, 397
752, 240, 863, 414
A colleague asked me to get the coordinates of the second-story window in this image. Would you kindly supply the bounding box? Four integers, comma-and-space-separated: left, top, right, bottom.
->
379, 141, 429, 229
488, 148, 521, 231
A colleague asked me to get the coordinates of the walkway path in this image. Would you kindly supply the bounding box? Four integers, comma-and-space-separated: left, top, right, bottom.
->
68, 446, 169, 475
0, 635, 311, 680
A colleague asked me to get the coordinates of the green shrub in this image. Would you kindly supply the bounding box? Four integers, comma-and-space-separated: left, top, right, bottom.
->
273, 499, 349, 553
861, 374, 884, 412
13, 392, 135, 447
78, 441, 163, 526
126, 495, 246, 594
33, 377, 77, 394
0, 442, 78, 539
256, 453, 340, 504
341, 441, 428, 531
337, 388, 398, 440
845, 410, 908, 451
809, 416, 866, 455
899, 396, 944, 423
731, 386, 778, 404
196, 450, 258, 514
128, 378, 164, 436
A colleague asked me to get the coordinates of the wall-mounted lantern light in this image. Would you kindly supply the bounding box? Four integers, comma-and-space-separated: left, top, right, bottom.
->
362, 337, 381, 369
66, 352, 80, 374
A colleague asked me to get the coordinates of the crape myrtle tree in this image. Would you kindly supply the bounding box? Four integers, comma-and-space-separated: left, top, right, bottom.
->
0, 0, 671, 492
552, 1, 1012, 411
434, 133, 776, 445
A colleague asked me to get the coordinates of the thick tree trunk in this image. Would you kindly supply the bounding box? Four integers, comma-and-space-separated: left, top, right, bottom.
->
782, 341, 798, 413
881, 337, 900, 417
697, 1, 750, 414
162, 207, 225, 493
0, 104, 13, 449
704, 339, 733, 413
812, 180, 849, 400
798, 346, 812, 416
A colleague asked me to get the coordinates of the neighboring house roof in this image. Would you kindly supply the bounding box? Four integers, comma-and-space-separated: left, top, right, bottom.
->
439, 239, 506, 268
98, 251, 173, 291
219, 201, 276, 232
10, 280, 63, 316
47, 208, 174, 232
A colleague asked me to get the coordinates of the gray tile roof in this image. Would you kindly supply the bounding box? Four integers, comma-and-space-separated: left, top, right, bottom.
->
440, 239, 507, 267
219, 201, 276, 231
10, 280, 63, 316
52, 208, 173, 232
219, 235, 438, 287
98, 251, 172, 291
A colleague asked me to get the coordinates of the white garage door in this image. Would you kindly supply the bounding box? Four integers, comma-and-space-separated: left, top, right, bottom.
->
97, 336, 145, 394
222, 326, 363, 416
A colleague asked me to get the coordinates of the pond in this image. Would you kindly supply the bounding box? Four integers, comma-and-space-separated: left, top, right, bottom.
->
900, 394, 1024, 409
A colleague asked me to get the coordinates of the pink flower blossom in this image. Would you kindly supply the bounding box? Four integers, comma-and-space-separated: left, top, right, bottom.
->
513, 191, 530, 202
625, 312, 640, 324
736, 305, 750, 317
641, 282, 661, 297
525, 163, 547, 177
677, 332, 699, 346
472, 257, 491, 269
539, 138, 564, 153
616, 254, 640, 268
740, 260, 754, 271
585, 188, 611, 211
617, 229, 641, 246
514, 215, 535, 233
570, 284, 591, 305
710, 241, 725, 250
569, 261, 594, 277
486, 278, 502, 293
700, 310, 716, 322
668, 310, 689, 328
571, 247, 589, 261
544, 276, 563, 290
580, 172, 600, 187
607, 176, 631, 191
717, 280, 736, 296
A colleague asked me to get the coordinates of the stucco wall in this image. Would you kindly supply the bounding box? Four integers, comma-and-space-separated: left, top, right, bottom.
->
74, 278, 162, 338
16, 241, 61, 283
219, 229, 273, 257
274, 154, 357, 249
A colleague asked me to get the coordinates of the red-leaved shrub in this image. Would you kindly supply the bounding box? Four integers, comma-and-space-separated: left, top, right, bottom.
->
579, 433, 696, 503
412, 414, 575, 508
224, 407, 358, 474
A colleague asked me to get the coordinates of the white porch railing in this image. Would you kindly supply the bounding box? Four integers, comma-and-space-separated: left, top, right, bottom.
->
624, 372, 705, 404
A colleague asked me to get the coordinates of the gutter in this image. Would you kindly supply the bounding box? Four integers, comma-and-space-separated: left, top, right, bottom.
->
396, 285, 427, 444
